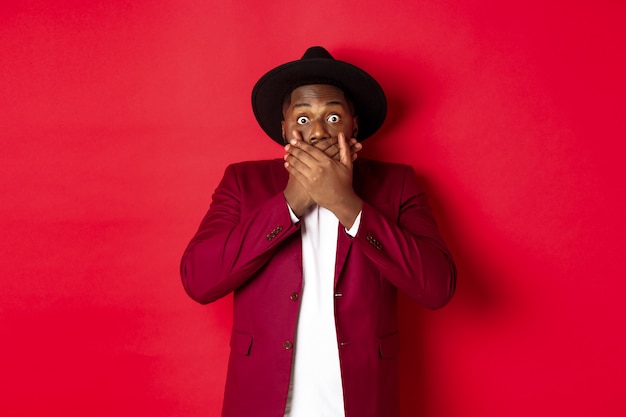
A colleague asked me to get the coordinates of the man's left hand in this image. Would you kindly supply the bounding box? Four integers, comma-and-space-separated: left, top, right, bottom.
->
283, 132, 362, 228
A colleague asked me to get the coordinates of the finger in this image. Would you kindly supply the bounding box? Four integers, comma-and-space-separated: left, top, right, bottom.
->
284, 151, 311, 174
316, 139, 339, 158
290, 129, 304, 142
350, 138, 362, 150
313, 137, 334, 151
338, 132, 352, 168
318, 138, 359, 161
283, 160, 311, 192
284, 129, 302, 151
349, 139, 362, 154
284, 130, 317, 171
351, 138, 362, 161
321, 141, 340, 160
288, 138, 327, 164
285, 139, 325, 177
284, 129, 304, 152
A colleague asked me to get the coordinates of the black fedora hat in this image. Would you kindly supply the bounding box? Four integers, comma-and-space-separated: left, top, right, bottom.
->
252, 46, 387, 145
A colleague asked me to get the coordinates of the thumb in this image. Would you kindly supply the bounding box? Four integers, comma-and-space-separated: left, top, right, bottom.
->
338, 132, 352, 168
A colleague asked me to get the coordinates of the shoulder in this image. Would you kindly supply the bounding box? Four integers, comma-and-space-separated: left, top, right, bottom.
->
226, 158, 283, 171
221, 159, 284, 178
354, 158, 414, 180
353, 159, 421, 203
218, 159, 287, 195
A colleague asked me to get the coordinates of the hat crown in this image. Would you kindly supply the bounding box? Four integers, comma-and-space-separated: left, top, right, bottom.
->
301, 46, 334, 60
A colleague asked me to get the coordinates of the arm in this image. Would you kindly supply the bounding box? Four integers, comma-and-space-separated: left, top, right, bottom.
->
284, 134, 455, 308
353, 165, 456, 309
180, 163, 299, 304
181, 137, 361, 305
284, 132, 361, 228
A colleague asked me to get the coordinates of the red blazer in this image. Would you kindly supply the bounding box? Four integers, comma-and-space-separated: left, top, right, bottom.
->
181, 158, 456, 417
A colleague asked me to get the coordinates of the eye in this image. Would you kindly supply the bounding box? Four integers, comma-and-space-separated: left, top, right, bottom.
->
297, 116, 309, 125
327, 114, 340, 123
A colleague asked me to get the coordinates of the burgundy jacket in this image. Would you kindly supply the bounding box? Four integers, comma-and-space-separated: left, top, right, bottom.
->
181, 158, 456, 417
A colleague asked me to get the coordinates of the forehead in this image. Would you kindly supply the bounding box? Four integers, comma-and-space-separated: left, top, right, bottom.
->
288, 84, 348, 105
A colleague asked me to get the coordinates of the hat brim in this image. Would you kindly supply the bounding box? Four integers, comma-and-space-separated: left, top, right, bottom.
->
252, 57, 387, 145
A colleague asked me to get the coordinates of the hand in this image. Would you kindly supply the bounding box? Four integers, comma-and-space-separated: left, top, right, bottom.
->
283, 172, 314, 217
313, 136, 362, 162
283, 130, 361, 217
283, 132, 362, 228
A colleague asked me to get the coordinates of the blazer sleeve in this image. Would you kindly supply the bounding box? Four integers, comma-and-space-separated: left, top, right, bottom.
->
354, 165, 456, 309
180, 163, 299, 304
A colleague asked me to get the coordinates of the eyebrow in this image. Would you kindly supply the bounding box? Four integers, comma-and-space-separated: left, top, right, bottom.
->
292, 101, 345, 109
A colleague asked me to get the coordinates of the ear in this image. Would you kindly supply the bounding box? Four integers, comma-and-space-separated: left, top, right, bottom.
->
352, 116, 359, 139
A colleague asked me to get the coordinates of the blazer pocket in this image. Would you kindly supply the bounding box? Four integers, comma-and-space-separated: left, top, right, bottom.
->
378, 331, 400, 359
230, 330, 253, 356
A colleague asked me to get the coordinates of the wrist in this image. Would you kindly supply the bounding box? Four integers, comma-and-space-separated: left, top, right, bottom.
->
284, 189, 312, 217
331, 194, 363, 229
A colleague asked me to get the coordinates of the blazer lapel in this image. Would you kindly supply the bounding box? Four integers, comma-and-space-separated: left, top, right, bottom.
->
272, 157, 359, 287
334, 221, 353, 288
333, 160, 369, 287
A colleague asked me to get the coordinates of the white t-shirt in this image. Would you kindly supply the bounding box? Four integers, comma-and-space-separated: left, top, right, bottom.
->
284, 204, 361, 417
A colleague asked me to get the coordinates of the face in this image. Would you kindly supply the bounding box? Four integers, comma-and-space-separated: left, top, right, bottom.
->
281, 84, 358, 144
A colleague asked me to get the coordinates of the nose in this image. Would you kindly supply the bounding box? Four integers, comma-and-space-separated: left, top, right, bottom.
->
307, 119, 330, 144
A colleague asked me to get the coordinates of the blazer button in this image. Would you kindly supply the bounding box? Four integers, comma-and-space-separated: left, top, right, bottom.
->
366, 233, 382, 250
283, 340, 293, 350
266, 225, 284, 241
290, 292, 299, 301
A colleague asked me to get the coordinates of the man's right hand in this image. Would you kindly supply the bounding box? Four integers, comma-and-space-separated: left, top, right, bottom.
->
283, 130, 362, 217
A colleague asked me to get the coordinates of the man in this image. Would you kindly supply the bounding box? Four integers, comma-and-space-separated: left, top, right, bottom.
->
181, 46, 456, 417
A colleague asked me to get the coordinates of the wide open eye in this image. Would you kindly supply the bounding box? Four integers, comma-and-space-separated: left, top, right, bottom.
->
297, 116, 309, 125
327, 114, 340, 123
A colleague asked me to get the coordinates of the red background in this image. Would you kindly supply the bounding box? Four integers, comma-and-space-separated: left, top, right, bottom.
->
1, 1, 625, 416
